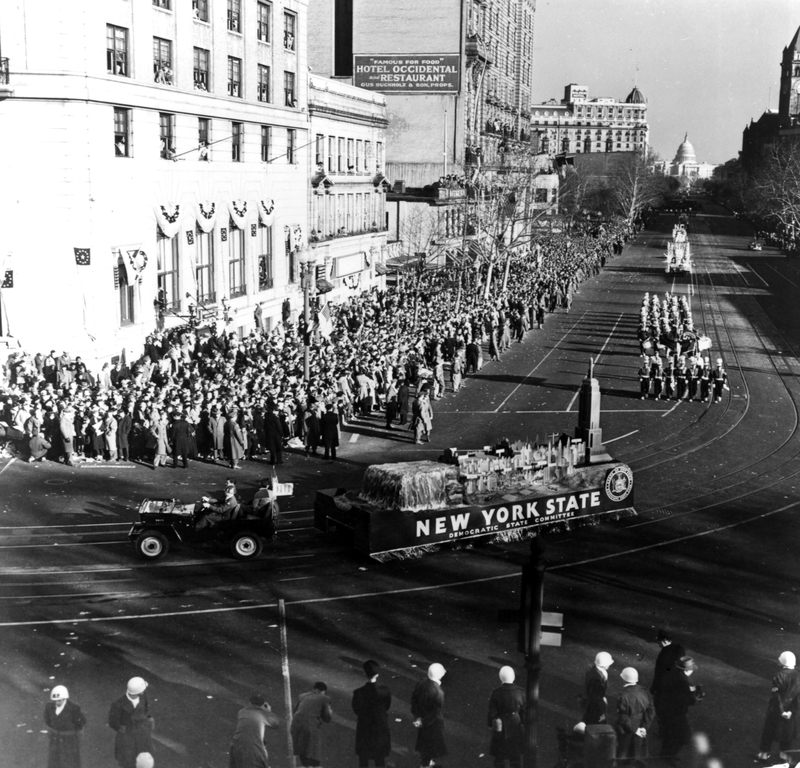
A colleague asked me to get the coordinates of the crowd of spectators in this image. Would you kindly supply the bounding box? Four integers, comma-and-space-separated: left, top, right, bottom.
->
0, 219, 636, 469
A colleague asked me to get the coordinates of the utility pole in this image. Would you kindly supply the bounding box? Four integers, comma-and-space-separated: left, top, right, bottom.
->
520, 537, 547, 768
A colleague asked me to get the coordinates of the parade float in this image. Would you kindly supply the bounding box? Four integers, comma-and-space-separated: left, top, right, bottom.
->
665, 224, 692, 274
314, 361, 636, 560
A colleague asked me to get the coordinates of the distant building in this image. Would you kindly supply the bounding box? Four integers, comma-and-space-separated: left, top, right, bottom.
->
655, 134, 717, 180
529, 83, 649, 156
779, 25, 800, 129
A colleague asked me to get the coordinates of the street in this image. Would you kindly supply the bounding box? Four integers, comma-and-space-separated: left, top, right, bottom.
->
3, 200, 800, 768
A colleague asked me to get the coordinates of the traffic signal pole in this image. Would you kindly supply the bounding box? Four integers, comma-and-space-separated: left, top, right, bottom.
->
522, 537, 547, 768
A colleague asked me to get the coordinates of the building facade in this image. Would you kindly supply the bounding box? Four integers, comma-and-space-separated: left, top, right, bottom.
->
0, 0, 310, 363
655, 134, 717, 180
308, 75, 389, 301
779, 25, 800, 129
529, 83, 649, 156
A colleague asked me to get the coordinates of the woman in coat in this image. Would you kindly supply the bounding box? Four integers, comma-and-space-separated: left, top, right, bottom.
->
291, 682, 332, 767
208, 408, 225, 461
224, 409, 245, 470
117, 409, 132, 462
58, 407, 75, 465
44, 685, 86, 768
108, 678, 154, 768
102, 411, 118, 461
152, 413, 170, 468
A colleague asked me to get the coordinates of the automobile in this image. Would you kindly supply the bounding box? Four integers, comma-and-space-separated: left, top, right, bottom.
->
748, 239, 763, 251
128, 498, 276, 561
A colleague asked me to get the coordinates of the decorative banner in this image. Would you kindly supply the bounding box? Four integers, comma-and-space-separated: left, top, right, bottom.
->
186, 230, 195, 245
292, 224, 303, 250
1, 270, 12, 288
220, 228, 228, 242
126, 249, 148, 283
353, 54, 461, 93
196, 201, 217, 233
228, 199, 249, 229
258, 198, 276, 226
154, 203, 181, 238
250, 224, 257, 238
74, 248, 91, 266
113, 265, 120, 289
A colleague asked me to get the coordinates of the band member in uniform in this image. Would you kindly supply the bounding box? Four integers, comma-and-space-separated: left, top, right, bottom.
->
699, 357, 711, 403
711, 358, 729, 404
639, 360, 651, 400
688, 355, 702, 401
651, 357, 663, 401
676, 356, 689, 400
663, 359, 676, 400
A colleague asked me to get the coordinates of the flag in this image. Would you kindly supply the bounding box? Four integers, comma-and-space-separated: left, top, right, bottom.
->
74, 247, 91, 265
318, 302, 332, 339
1, 270, 12, 288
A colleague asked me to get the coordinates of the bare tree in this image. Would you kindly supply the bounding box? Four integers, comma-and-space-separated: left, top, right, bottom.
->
606, 149, 670, 223
745, 137, 800, 241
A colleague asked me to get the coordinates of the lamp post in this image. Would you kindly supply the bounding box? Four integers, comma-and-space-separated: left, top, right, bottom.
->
296, 245, 317, 381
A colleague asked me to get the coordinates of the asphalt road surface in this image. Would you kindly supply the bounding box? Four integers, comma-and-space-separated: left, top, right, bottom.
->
3, 199, 800, 768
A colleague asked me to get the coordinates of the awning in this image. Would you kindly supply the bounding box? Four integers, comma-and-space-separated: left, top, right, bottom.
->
316, 278, 334, 294
375, 262, 390, 275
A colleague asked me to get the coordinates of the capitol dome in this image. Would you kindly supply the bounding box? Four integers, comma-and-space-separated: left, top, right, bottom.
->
674, 133, 697, 164
625, 86, 646, 104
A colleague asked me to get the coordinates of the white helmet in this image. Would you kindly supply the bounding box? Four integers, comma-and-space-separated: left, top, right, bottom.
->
427, 663, 446, 682
620, 667, 639, 684
594, 651, 614, 669
127, 677, 148, 696
499, 666, 515, 684
779, 651, 796, 668
50, 685, 69, 701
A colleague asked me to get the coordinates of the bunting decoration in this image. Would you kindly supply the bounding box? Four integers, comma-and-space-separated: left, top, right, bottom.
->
113, 265, 120, 289
196, 201, 217, 233
1, 270, 13, 288
292, 224, 303, 250
126, 249, 148, 283
74, 248, 91, 266
154, 203, 182, 238
228, 200, 249, 229
258, 198, 276, 226
221, 228, 228, 242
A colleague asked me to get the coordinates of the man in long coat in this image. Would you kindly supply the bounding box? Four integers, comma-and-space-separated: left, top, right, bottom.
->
117, 408, 132, 462
487, 666, 525, 768
352, 660, 392, 767
291, 682, 332, 767
658, 656, 701, 760
650, 628, 685, 726
263, 406, 284, 465
614, 667, 654, 764
411, 663, 447, 768
320, 403, 339, 461
170, 411, 193, 469
208, 407, 225, 461
107, 678, 154, 768
757, 651, 800, 761
229, 693, 280, 768
224, 409, 245, 470
44, 685, 86, 768
582, 651, 613, 725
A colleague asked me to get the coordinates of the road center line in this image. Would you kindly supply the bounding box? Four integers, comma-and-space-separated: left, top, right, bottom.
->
764, 263, 798, 288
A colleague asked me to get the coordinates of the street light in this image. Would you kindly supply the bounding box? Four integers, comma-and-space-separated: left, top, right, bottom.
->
296, 244, 317, 381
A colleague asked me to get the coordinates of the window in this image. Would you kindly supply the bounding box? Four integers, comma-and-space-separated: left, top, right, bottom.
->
283, 11, 296, 50
153, 38, 173, 84
287, 128, 296, 164
261, 125, 271, 162
227, 0, 241, 32
315, 134, 324, 167
534, 188, 548, 203
346, 194, 354, 233
198, 118, 210, 160
284, 71, 295, 106
337, 138, 344, 172
153, 0, 170, 9
193, 0, 209, 22
195, 226, 215, 302
106, 25, 129, 76
232, 121, 242, 161
365, 140, 372, 172
355, 140, 362, 172
376, 141, 384, 171
257, 65, 271, 102
159, 113, 175, 159
156, 231, 180, 310
228, 218, 246, 297
346, 139, 354, 172
228, 56, 242, 97
114, 107, 130, 157
118, 260, 135, 325
193, 47, 210, 91
328, 137, 335, 172
257, 2, 271, 42
258, 224, 273, 289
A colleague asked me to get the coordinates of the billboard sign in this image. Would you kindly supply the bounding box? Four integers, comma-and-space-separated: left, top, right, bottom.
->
353, 54, 461, 93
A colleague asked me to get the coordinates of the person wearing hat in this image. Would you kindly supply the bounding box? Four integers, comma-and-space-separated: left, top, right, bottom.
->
582, 651, 614, 725
487, 666, 525, 768
44, 684, 86, 768
228, 692, 280, 768
699, 357, 711, 403
224, 408, 246, 470
657, 656, 702, 761
614, 667, 654, 765
291, 682, 333, 767
352, 660, 392, 768
711, 358, 729, 404
411, 663, 447, 768
756, 651, 800, 762
650, 629, 686, 726
108, 677, 154, 768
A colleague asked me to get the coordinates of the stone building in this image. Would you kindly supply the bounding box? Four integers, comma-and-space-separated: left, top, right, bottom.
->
655, 134, 717, 180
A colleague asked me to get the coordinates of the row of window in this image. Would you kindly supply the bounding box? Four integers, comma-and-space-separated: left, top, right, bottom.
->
153, 0, 296, 50
108, 23, 296, 105
113, 107, 296, 163
314, 134, 384, 175
311, 192, 386, 241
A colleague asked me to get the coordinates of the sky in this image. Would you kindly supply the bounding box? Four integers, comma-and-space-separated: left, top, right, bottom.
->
530, 0, 799, 165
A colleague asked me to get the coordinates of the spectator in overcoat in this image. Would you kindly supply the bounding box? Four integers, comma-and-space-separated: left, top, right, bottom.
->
352, 660, 392, 768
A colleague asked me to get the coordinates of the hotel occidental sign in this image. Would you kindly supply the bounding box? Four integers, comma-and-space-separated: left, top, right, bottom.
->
353, 54, 461, 93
